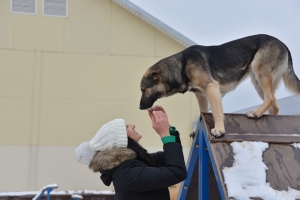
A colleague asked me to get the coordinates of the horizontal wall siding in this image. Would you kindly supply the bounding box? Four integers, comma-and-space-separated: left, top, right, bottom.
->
39, 52, 192, 146
155, 30, 184, 57
0, 0, 195, 193
0, 146, 190, 191
0, 0, 14, 49
111, 2, 156, 56
0, 50, 34, 145
64, 0, 111, 54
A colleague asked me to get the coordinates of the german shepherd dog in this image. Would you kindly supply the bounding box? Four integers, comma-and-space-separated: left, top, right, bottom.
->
139, 34, 300, 137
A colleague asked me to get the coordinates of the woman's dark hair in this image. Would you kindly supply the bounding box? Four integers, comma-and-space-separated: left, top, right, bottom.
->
127, 137, 155, 167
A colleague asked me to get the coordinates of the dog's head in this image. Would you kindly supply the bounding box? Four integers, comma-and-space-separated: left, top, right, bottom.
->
140, 68, 167, 110
139, 58, 186, 110
139, 67, 166, 110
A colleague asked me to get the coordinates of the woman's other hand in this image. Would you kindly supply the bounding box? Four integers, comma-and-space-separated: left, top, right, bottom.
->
147, 105, 166, 119
150, 111, 170, 138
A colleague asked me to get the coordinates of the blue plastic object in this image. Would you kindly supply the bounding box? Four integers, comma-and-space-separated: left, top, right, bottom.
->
178, 118, 226, 200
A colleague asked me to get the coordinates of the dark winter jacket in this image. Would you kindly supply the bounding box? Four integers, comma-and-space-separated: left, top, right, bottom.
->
89, 131, 187, 200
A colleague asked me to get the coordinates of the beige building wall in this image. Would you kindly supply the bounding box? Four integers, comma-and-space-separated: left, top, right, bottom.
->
0, 0, 199, 192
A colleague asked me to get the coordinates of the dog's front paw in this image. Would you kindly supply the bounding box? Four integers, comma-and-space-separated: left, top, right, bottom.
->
211, 128, 225, 138
246, 111, 262, 118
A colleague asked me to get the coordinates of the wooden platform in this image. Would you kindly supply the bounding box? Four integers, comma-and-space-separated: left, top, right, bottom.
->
180, 113, 300, 200
204, 113, 300, 144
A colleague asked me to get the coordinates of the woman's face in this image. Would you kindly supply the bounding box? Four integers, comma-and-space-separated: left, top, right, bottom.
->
126, 124, 142, 142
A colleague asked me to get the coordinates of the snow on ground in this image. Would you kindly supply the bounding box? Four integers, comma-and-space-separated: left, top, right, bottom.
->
291, 143, 300, 149
223, 141, 300, 200
0, 190, 114, 197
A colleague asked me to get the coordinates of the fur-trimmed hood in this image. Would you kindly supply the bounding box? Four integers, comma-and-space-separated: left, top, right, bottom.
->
89, 148, 136, 172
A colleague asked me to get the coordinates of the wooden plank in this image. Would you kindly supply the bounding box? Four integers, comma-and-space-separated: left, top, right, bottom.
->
208, 142, 300, 193
264, 144, 300, 190
200, 113, 300, 199
201, 113, 300, 143
207, 142, 232, 199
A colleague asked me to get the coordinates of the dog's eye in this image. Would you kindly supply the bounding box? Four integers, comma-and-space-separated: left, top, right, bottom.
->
153, 75, 158, 81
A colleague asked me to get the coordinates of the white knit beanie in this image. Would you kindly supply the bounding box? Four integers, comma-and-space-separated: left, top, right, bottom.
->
75, 119, 127, 165
75, 142, 96, 165
89, 119, 127, 152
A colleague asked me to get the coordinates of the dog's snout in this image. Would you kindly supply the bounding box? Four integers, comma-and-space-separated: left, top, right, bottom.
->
140, 98, 154, 110
139, 103, 147, 110
139, 90, 157, 110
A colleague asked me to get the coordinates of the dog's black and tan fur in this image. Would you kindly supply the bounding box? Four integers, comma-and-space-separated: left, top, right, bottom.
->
139, 34, 300, 137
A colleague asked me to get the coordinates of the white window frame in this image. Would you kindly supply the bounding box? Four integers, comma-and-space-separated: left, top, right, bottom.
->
42, 0, 68, 18
10, 0, 37, 15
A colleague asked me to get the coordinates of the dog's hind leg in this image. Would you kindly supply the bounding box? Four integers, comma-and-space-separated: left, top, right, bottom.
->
247, 74, 276, 118
268, 101, 279, 115
246, 44, 286, 118
268, 76, 281, 115
251, 74, 279, 115
204, 80, 225, 137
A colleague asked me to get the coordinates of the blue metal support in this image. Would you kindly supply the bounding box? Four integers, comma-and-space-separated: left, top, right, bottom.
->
199, 124, 209, 200
178, 127, 200, 200
46, 188, 54, 200
33, 184, 58, 200
178, 118, 226, 200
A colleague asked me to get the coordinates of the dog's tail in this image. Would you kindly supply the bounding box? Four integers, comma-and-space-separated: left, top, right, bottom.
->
283, 47, 300, 94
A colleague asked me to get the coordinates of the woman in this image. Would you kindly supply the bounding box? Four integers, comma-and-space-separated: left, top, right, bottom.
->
75, 106, 187, 200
